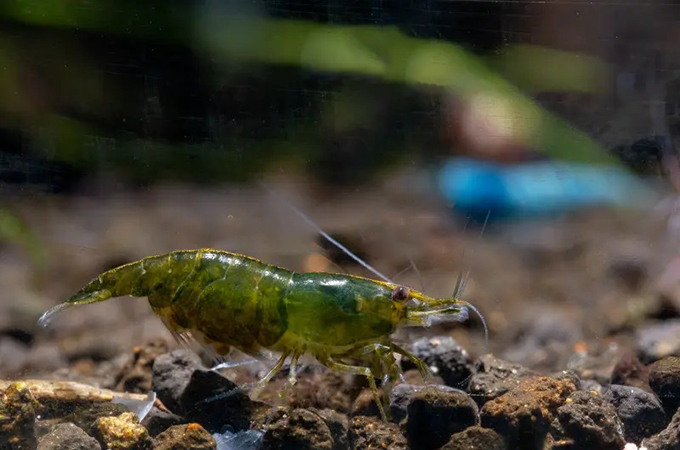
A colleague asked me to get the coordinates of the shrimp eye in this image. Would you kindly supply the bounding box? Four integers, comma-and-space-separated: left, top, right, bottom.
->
391, 286, 409, 302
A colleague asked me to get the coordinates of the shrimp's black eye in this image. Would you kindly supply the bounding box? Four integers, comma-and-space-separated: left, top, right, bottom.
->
391, 286, 409, 302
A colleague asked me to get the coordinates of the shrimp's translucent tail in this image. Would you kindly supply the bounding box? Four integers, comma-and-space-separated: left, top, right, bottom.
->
38, 288, 113, 327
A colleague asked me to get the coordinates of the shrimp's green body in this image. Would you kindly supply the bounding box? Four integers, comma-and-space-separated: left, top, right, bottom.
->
39, 248, 472, 421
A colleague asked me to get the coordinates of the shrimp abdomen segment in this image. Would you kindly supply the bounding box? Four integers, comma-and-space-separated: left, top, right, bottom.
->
180, 253, 290, 350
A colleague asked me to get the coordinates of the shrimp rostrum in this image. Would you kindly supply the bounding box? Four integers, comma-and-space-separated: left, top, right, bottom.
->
39, 249, 479, 421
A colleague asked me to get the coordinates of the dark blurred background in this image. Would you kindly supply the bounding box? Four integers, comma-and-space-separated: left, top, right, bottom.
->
1, 0, 679, 192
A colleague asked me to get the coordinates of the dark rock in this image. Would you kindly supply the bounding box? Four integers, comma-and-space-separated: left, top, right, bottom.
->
406, 385, 478, 450
152, 423, 216, 450
603, 384, 666, 443
550, 390, 625, 450
141, 407, 185, 437
152, 351, 203, 414
636, 320, 680, 364
440, 426, 505, 450
0, 382, 40, 450
649, 356, 680, 416
261, 408, 333, 450
468, 355, 535, 406
115, 338, 170, 393
480, 376, 575, 450
92, 412, 152, 450
37, 423, 99, 450
611, 351, 651, 392
389, 384, 419, 424
348, 416, 407, 450
309, 408, 349, 450
642, 408, 680, 450
402, 337, 473, 389
179, 369, 263, 433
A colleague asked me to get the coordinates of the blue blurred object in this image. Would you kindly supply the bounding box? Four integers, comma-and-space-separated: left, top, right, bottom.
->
437, 158, 657, 222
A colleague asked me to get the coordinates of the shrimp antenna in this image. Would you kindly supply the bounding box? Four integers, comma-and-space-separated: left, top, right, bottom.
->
458, 299, 489, 354
453, 211, 489, 299
259, 182, 393, 283
408, 255, 426, 292
453, 210, 490, 353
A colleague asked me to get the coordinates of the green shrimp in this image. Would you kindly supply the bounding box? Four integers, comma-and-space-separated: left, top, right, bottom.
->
39, 248, 481, 421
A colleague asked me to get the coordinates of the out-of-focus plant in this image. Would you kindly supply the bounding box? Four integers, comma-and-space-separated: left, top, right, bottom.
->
0, 1, 630, 187
489, 44, 611, 95
0, 208, 47, 271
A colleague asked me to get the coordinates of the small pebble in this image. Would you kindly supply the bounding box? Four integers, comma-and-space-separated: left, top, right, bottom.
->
348, 415, 407, 450
440, 425, 505, 450
649, 356, 680, 416
37, 423, 99, 450
603, 385, 666, 443
468, 355, 535, 406
402, 337, 473, 389
636, 320, 680, 364
152, 350, 203, 414
142, 407, 186, 437
480, 376, 575, 450
642, 407, 680, 450
551, 390, 625, 450
93, 412, 153, 450
406, 385, 478, 450
261, 408, 334, 450
153, 423, 216, 450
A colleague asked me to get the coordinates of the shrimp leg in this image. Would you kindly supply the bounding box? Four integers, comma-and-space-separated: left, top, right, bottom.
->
357, 344, 402, 417
320, 356, 388, 422
390, 343, 432, 379
249, 351, 290, 398
287, 350, 302, 386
